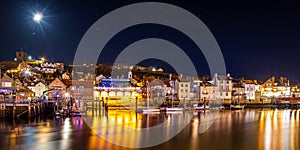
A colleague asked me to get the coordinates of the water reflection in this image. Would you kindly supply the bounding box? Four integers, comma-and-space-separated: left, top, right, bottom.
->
85, 110, 193, 148
0, 109, 300, 149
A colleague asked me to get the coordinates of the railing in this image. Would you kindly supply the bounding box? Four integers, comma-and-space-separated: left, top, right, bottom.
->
0, 98, 45, 104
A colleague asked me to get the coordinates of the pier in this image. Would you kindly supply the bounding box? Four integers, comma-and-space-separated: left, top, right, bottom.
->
0, 100, 55, 118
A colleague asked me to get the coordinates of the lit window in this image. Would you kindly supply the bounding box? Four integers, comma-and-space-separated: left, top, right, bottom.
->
2, 82, 12, 88
79, 86, 84, 90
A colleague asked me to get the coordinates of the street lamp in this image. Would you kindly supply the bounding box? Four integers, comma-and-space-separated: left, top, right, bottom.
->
33, 13, 43, 24
24, 70, 31, 76
40, 57, 46, 62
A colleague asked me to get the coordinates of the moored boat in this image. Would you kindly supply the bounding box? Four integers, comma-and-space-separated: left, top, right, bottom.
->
230, 105, 245, 110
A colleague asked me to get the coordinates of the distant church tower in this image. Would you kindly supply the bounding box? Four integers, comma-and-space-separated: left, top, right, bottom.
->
16, 51, 28, 62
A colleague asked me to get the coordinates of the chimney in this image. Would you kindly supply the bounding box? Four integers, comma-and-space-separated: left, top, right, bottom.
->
271, 76, 275, 85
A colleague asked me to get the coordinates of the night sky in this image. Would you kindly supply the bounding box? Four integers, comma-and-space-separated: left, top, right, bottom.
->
1, 0, 300, 82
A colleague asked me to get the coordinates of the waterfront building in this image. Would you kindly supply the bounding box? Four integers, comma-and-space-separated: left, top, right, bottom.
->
243, 79, 256, 100
70, 62, 95, 80
0, 74, 16, 101
199, 81, 216, 101
261, 76, 291, 98
232, 83, 246, 103
94, 78, 141, 100
210, 73, 233, 101
190, 80, 200, 100
178, 81, 191, 100
16, 87, 34, 101
69, 80, 94, 101
48, 78, 68, 100
23, 81, 47, 98
291, 86, 300, 97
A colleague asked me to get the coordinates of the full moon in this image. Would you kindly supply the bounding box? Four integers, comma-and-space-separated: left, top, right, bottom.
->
33, 13, 43, 23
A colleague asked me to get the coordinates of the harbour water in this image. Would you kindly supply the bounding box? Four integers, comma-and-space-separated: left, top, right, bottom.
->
0, 108, 299, 150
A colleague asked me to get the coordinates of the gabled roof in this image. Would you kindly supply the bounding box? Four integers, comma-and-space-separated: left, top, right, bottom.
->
244, 79, 255, 84
61, 79, 72, 87
48, 78, 67, 87
217, 76, 230, 80
262, 76, 289, 88
233, 84, 244, 88
17, 87, 34, 93
22, 76, 32, 83
0, 74, 13, 82
200, 82, 213, 86
0, 60, 19, 70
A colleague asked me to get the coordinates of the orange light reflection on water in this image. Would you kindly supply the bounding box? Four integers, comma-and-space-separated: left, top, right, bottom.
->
258, 109, 300, 150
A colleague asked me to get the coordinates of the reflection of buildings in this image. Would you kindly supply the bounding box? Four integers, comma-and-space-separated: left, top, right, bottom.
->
257, 110, 300, 150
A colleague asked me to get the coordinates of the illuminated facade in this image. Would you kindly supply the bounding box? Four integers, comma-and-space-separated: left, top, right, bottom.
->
48, 78, 68, 100
243, 80, 256, 100
261, 76, 291, 98
24, 81, 47, 98
210, 73, 233, 100
232, 83, 246, 102
199, 81, 216, 101
94, 78, 141, 100
0, 75, 16, 100
178, 81, 190, 100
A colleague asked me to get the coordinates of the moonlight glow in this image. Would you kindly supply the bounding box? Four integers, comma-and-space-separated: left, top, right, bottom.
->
33, 13, 43, 23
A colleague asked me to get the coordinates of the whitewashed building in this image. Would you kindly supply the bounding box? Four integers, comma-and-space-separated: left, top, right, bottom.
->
243, 80, 256, 100
24, 81, 47, 98
210, 73, 233, 100
199, 82, 217, 100
178, 81, 190, 100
